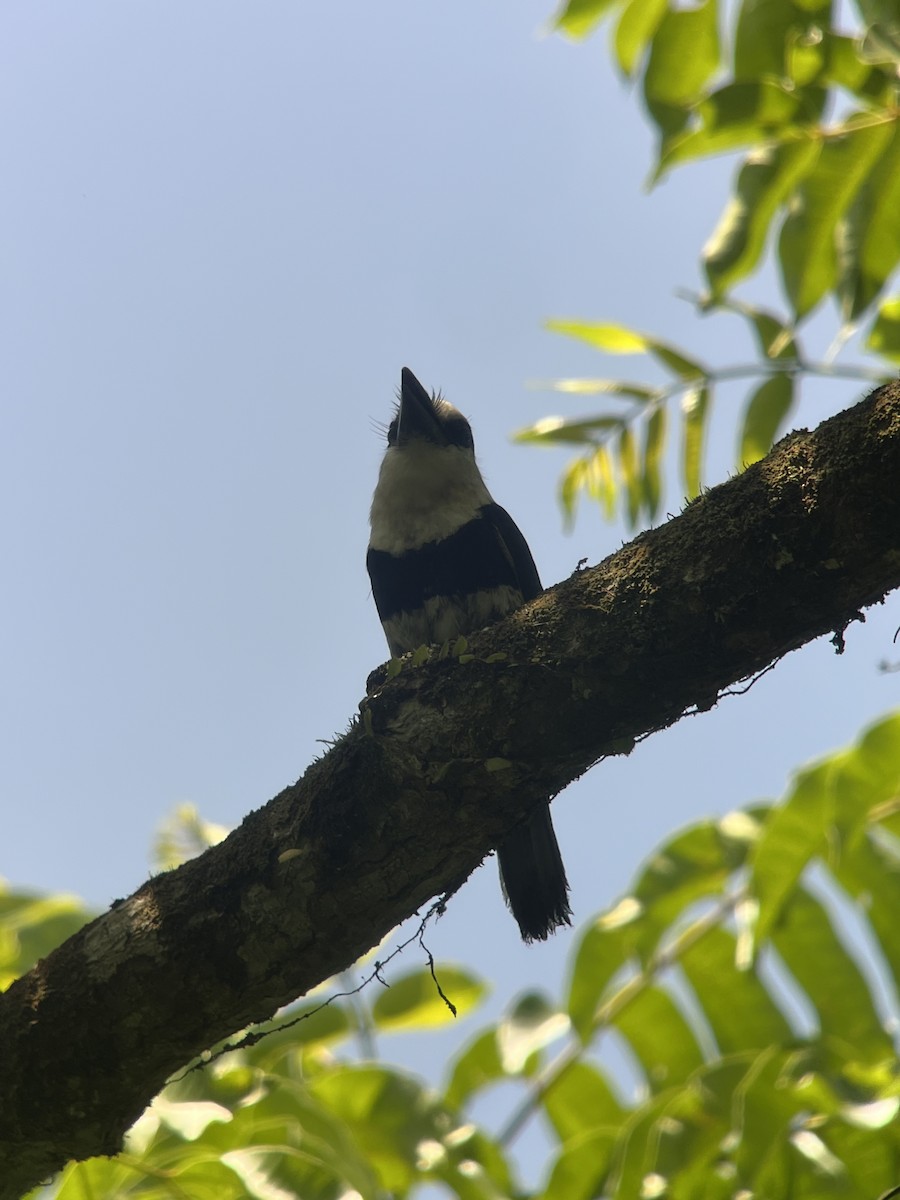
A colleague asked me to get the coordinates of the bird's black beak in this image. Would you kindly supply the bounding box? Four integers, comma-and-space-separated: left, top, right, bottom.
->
396, 367, 447, 447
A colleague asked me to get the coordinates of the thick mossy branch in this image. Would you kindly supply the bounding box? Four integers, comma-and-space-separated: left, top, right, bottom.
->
1, 384, 899, 1199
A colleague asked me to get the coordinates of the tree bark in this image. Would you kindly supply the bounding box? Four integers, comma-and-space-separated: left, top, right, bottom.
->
2, 383, 899, 1199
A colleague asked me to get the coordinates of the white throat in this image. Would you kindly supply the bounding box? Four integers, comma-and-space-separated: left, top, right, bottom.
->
369, 443, 493, 554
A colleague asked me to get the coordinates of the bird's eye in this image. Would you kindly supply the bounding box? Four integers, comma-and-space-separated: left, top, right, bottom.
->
387, 417, 399, 446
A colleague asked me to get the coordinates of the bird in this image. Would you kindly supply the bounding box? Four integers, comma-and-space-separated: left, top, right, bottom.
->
366, 366, 571, 942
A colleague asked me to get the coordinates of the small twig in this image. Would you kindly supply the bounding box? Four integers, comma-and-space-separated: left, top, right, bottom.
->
171, 900, 445, 1080
418, 926, 457, 1018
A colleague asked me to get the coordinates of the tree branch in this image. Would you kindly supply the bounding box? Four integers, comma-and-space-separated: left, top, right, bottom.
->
2, 383, 899, 1198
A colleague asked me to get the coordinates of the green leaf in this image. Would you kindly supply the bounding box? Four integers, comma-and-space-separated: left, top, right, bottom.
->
513, 414, 626, 446
617, 424, 641, 528
680, 926, 794, 1053
726, 301, 799, 359
731, 1048, 802, 1195
660, 82, 814, 176
497, 991, 569, 1073
566, 899, 642, 1040
154, 803, 229, 870
818, 1121, 897, 1200
779, 118, 895, 319
629, 812, 761, 962
751, 759, 833, 946
837, 832, 900, 991
866, 294, 900, 363
242, 1002, 353, 1068
553, 0, 619, 41
559, 455, 587, 528
432, 1126, 515, 1200
614, 0, 668, 77
530, 377, 661, 398
546, 317, 706, 380
222, 1144, 369, 1200
838, 124, 900, 320
0, 884, 91, 988
770, 886, 894, 1065
734, 0, 832, 78
585, 444, 617, 520
646, 1060, 748, 1197
681, 384, 710, 499
613, 984, 706, 1089
641, 404, 666, 523
543, 1129, 618, 1200
542, 1061, 625, 1141
738, 374, 795, 466
545, 318, 652, 354
371, 965, 486, 1031
607, 1085, 686, 1198
643, 0, 720, 132
704, 139, 822, 297
308, 1066, 441, 1194
443, 1028, 503, 1110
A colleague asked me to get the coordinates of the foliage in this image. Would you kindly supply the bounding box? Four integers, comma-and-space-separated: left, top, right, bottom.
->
11, 710, 900, 1199
524, 0, 900, 528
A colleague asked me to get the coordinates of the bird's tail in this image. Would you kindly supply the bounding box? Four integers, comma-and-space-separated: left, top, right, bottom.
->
497, 803, 571, 942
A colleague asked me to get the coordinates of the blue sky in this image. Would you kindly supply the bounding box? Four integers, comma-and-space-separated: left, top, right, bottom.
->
3, 0, 897, 1175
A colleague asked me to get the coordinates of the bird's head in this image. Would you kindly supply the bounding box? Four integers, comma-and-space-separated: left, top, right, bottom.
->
388, 367, 474, 451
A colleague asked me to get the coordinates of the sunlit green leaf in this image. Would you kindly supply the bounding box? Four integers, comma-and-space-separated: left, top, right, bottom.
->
614, 984, 706, 1090
734, 0, 832, 80
221, 1144, 366, 1200
371, 965, 486, 1031
643, 0, 720, 136
647, 1060, 749, 1197
542, 1061, 625, 1141
566, 899, 642, 1040
432, 1125, 515, 1200
585, 445, 617, 520
680, 926, 794, 1052
531, 377, 661, 398
704, 140, 821, 297
553, 0, 619, 41
660, 81, 814, 175
308, 1066, 440, 1194
738, 373, 795, 466
838, 124, 900, 320
641, 404, 665, 522
543, 1128, 618, 1200
770, 886, 894, 1065
242, 1002, 353, 1067
545, 318, 652, 354
559, 455, 588, 528
606, 1086, 681, 1198
617, 424, 641, 528
443, 1028, 503, 1110
866, 294, 900, 363
779, 119, 894, 318
751, 759, 833, 946
513, 414, 626, 446
732, 1048, 802, 1195
614, 0, 668, 77
497, 991, 569, 1073
713, 299, 799, 360
154, 803, 229, 870
681, 384, 710, 499
629, 812, 761, 962
819, 1120, 897, 1199
0, 884, 91, 989
837, 832, 900, 992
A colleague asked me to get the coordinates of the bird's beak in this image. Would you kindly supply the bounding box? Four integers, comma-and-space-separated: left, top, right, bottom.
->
397, 367, 446, 446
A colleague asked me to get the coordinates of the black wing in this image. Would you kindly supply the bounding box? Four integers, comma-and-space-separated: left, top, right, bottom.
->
481, 502, 542, 601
